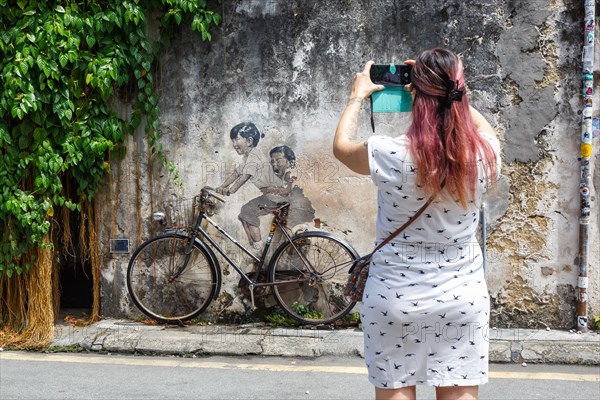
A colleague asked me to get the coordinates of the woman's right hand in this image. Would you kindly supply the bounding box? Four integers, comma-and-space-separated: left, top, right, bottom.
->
349, 60, 384, 100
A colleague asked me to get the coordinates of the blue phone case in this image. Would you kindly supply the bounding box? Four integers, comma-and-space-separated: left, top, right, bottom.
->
371, 86, 412, 113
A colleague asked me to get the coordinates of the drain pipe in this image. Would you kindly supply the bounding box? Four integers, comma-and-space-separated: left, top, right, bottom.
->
577, 0, 595, 332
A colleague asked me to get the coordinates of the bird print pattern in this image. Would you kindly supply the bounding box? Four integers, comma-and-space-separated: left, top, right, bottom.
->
361, 133, 501, 389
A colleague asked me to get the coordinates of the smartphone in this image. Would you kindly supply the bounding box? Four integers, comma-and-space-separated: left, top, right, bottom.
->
370, 64, 412, 86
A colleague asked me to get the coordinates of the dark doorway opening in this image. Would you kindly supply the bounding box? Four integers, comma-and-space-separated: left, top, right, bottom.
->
58, 211, 93, 314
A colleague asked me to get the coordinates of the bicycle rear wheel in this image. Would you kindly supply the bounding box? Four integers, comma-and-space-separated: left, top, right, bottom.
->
127, 234, 219, 324
268, 231, 358, 325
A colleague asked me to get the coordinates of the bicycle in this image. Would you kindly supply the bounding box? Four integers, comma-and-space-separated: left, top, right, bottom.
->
126, 186, 359, 325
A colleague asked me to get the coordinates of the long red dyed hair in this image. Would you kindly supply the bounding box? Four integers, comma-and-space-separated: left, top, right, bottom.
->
407, 48, 497, 208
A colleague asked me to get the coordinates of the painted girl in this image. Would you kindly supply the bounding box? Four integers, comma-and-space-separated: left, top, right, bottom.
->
215, 121, 265, 196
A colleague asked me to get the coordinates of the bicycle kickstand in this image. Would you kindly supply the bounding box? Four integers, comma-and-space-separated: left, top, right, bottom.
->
248, 283, 258, 311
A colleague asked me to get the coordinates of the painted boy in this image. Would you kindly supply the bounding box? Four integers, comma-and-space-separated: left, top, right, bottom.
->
238, 145, 297, 250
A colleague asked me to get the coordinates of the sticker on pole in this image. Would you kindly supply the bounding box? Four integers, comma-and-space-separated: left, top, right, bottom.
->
580, 143, 592, 159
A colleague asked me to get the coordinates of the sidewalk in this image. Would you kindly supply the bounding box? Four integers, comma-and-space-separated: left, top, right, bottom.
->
51, 319, 600, 365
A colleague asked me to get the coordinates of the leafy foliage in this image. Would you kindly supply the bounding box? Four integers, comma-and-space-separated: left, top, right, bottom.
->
263, 309, 300, 327
291, 301, 325, 320
0, 0, 220, 277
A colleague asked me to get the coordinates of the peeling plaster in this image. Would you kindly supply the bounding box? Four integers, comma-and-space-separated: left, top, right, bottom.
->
491, 276, 576, 329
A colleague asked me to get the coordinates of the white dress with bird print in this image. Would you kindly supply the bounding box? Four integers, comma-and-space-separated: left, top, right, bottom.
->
361, 132, 500, 389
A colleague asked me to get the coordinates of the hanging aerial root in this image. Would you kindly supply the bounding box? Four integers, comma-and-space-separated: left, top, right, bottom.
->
0, 238, 55, 349
64, 201, 101, 326
88, 199, 101, 324
0, 269, 27, 346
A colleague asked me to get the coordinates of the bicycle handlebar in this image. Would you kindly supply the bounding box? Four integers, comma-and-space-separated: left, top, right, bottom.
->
201, 187, 226, 203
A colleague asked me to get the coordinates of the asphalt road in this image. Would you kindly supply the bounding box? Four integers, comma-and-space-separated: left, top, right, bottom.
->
1, 351, 598, 399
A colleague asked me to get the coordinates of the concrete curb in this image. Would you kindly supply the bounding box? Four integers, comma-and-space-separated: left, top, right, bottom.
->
489, 328, 600, 365
51, 320, 600, 365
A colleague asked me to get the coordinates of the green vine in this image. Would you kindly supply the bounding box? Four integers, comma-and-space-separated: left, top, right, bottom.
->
0, 0, 220, 277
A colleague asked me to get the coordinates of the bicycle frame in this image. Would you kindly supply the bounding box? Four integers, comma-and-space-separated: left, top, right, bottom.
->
129, 188, 360, 325
186, 197, 317, 310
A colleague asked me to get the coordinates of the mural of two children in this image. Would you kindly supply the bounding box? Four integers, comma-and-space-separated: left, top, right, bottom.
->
215, 122, 315, 251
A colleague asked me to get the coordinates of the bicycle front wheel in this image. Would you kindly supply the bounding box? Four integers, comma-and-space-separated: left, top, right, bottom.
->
268, 232, 358, 325
127, 234, 219, 324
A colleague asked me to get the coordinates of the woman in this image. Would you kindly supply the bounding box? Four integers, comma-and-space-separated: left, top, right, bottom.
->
333, 48, 501, 400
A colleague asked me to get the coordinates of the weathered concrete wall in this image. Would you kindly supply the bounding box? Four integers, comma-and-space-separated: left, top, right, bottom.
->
97, 0, 600, 329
